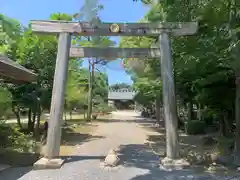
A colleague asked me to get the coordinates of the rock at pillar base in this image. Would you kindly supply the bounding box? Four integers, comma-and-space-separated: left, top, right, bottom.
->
33, 157, 64, 170
160, 157, 190, 170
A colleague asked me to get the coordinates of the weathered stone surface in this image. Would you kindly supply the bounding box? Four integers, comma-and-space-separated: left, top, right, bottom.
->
161, 157, 190, 169
33, 157, 64, 170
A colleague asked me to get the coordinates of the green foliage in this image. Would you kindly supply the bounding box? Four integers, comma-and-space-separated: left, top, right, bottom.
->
0, 13, 22, 56
65, 65, 89, 111
110, 83, 132, 90
119, 34, 162, 108
0, 123, 34, 152
184, 120, 206, 135
93, 72, 108, 99
124, 1, 240, 131
0, 86, 12, 118
93, 102, 114, 114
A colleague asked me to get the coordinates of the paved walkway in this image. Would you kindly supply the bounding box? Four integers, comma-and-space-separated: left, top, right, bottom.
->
0, 111, 240, 180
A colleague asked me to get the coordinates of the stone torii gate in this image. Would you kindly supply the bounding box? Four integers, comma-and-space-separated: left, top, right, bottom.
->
31, 20, 198, 169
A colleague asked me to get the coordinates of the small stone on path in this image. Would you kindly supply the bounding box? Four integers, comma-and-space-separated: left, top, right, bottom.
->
103, 149, 120, 167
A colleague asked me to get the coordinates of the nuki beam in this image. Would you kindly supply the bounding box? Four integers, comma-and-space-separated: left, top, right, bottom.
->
70, 47, 161, 58
30, 20, 198, 37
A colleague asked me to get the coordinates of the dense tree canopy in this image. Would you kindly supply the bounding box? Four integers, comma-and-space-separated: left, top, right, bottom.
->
0, 11, 110, 132
126, 0, 240, 161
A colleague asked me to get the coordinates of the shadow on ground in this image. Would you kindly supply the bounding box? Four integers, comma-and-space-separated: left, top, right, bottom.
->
117, 144, 240, 180
0, 155, 106, 180
0, 166, 32, 180
61, 126, 105, 146
142, 120, 218, 158
62, 155, 105, 164
93, 118, 156, 124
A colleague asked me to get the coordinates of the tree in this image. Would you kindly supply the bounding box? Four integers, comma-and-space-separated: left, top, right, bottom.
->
128, 0, 240, 163
65, 60, 88, 119
110, 83, 132, 90
0, 13, 75, 136
74, 0, 115, 120
119, 28, 163, 123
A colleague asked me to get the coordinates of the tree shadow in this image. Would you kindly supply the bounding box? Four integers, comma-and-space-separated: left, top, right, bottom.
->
64, 119, 99, 127
130, 169, 237, 180
0, 155, 106, 180
61, 126, 104, 146
0, 166, 32, 180
61, 155, 105, 164
91, 118, 156, 124
0, 150, 40, 166
117, 144, 240, 180
117, 144, 161, 170
144, 123, 217, 158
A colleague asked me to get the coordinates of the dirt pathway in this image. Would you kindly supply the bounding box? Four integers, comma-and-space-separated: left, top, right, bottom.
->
0, 111, 239, 180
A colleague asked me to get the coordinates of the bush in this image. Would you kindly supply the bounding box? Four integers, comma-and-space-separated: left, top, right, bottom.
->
202, 109, 217, 125
0, 123, 37, 153
217, 136, 234, 155
93, 103, 115, 115
184, 120, 205, 135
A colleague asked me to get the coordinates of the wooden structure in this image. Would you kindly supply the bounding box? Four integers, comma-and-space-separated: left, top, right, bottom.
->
30, 20, 198, 168
108, 88, 136, 100
31, 20, 197, 36
0, 55, 37, 82
70, 47, 161, 58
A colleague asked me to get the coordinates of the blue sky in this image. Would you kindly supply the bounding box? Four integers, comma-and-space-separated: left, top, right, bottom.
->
1, 0, 149, 85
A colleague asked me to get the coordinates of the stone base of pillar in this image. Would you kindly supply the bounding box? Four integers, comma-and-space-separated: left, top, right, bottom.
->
160, 157, 190, 170
33, 157, 64, 170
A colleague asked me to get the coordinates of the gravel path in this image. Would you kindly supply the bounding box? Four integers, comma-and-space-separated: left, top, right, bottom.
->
0, 111, 240, 180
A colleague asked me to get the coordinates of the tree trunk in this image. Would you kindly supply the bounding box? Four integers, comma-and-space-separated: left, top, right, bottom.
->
64, 100, 67, 121
70, 111, 72, 120
34, 107, 41, 139
234, 76, 240, 164
187, 101, 193, 120
30, 111, 36, 133
87, 59, 93, 121
64, 111, 67, 121
27, 108, 32, 132
197, 103, 202, 121
12, 104, 22, 129
223, 113, 231, 137
155, 99, 161, 124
